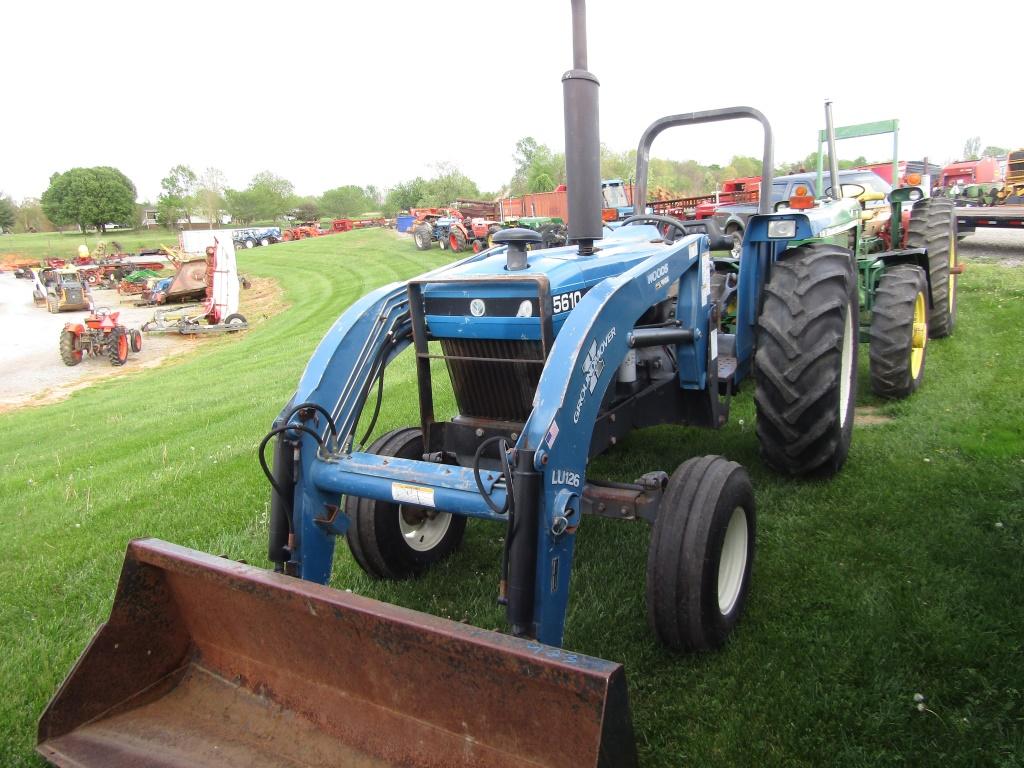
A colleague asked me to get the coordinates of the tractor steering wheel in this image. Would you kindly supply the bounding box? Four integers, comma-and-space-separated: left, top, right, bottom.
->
619, 213, 689, 243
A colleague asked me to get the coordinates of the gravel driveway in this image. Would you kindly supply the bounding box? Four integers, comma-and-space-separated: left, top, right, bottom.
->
0, 274, 191, 411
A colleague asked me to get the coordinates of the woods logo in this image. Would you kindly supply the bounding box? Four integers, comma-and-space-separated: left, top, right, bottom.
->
573, 327, 616, 424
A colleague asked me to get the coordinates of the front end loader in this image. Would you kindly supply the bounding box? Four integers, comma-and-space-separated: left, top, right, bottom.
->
38, 2, 874, 766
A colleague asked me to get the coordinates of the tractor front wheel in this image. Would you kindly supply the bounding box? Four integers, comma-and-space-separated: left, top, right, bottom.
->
129, 328, 143, 353
869, 265, 928, 399
47, 296, 59, 314
109, 329, 129, 367
907, 197, 957, 338
59, 329, 83, 366
345, 427, 466, 579
413, 224, 433, 251
646, 455, 755, 651
755, 243, 858, 476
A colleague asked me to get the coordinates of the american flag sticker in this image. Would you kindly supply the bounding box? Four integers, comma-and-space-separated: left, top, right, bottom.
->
545, 420, 560, 448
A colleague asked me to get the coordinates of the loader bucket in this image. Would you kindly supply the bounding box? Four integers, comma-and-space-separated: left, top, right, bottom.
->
38, 539, 637, 768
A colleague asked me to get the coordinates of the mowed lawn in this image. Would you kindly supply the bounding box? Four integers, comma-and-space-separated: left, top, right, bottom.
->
0, 228, 185, 262
1, 229, 1022, 766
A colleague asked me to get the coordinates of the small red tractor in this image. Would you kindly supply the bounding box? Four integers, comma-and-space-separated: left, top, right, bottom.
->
59, 308, 142, 368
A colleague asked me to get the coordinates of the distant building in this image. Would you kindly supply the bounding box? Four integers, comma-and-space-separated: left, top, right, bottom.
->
141, 208, 159, 228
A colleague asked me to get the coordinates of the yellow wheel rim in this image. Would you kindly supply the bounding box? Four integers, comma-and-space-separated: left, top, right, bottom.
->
911, 291, 927, 379
948, 232, 956, 312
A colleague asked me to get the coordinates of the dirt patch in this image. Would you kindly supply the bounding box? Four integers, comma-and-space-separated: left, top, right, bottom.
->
0, 274, 286, 414
855, 405, 894, 426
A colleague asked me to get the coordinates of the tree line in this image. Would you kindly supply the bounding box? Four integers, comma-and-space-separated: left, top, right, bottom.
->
1, 137, 1011, 234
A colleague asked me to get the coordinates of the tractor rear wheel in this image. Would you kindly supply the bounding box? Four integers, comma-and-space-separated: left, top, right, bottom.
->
59, 329, 83, 366
345, 427, 466, 579
646, 455, 755, 651
869, 265, 928, 399
413, 224, 433, 251
754, 243, 858, 477
109, 329, 129, 366
449, 227, 467, 253
907, 196, 957, 338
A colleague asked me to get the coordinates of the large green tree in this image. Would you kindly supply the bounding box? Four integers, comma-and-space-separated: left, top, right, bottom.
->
223, 189, 263, 225
319, 185, 377, 218
511, 137, 565, 195
41, 167, 137, 232
383, 178, 428, 216
247, 171, 294, 221
0, 195, 15, 232
418, 163, 481, 206
157, 164, 197, 229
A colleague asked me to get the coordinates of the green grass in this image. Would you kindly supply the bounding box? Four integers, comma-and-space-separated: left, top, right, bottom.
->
2, 230, 1022, 766
0, 229, 184, 261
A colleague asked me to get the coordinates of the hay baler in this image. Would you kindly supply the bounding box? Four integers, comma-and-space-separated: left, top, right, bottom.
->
38, 3, 870, 766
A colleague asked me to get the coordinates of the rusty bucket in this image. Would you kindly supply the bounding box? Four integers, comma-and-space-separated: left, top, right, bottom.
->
38, 539, 637, 767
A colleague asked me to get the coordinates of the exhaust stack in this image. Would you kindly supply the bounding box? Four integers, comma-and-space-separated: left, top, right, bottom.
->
562, 0, 603, 254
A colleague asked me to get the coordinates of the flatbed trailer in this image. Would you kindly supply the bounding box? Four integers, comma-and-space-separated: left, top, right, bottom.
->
955, 205, 1024, 235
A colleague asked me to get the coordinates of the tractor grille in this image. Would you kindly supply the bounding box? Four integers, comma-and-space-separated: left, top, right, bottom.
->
440, 339, 544, 422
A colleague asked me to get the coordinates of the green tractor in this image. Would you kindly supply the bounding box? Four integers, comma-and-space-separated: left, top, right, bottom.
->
721, 106, 956, 408
810, 109, 958, 398
498, 215, 567, 249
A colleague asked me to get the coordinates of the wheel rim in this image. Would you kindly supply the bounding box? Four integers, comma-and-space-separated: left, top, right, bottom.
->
718, 506, 749, 615
911, 291, 927, 378
449, 234, 459, 250
399, 507, 452, 552
839, 306, 854, 428
118, 334, 128, 358
730, 231, 742, 258
948, 230, 956, 313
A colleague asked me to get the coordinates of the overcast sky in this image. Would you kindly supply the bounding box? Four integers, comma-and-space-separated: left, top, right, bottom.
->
4, 1, 1021, 203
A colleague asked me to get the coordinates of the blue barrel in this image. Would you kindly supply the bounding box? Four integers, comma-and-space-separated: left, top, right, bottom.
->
396, 215, 414, 233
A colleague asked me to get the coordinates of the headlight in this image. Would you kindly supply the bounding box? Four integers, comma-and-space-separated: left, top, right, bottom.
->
767, 220, 797, 239
516, 300, 533, 318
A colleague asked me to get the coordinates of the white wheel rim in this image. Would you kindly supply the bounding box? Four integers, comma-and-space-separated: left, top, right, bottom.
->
718, 506, 749, 615
838, 305, 854, 428
399, 508, 452, 552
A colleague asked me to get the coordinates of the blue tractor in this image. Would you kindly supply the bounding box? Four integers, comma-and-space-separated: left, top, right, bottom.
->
39, 3, 869, 766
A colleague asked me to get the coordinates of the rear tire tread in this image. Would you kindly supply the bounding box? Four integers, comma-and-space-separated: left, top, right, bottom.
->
754, 243, 858, 476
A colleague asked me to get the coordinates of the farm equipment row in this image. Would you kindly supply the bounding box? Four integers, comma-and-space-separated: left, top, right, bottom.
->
279, 217, 389, 241
411, 206, 568, 253
37, 3, 961, 767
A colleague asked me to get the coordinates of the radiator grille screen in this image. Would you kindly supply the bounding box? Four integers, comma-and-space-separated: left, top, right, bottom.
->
439, 339, 544, 422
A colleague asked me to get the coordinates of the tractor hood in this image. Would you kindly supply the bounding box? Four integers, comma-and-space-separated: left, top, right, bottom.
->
422, 224, 675, 340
